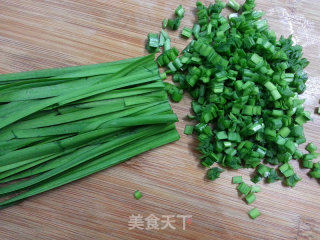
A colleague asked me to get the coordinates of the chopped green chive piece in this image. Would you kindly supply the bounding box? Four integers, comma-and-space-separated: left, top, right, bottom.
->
192, 24, 200, 39
257, 164, 271, 178
227, 0, 241, 12
249, 208, 261, 219
251, 185, 261, 193
167, 62, 176, 72
184, 125, 194, 135
181, 27, 193, 39
302, 160, 313, 169
310, 163, 320, 178
279, 163, 291, 174
164, 39, 171, 51
134, 190, 143, 200
266, 169, 282, 183
279, 127, 291, 138
160, 72, 167, 80
302, 153, 319, 161
314, 162, 320, 169
175, 5, 185, 18
147, 33, 159, 48
279, 163, 295, 177
207, 167, 224, 181
163, 19, 168, 28
232, 176, 243, 184
237, 182, 251, 196
216, 131, 228, 140
245, 193, 256, 204
146, 33, 160, 53
293, 150, 303, 160
164, 82, 183, 102
167, 18, 181, 30
285, 174, 301, 187
310, 170, 320, 179
306, 142, 317, 153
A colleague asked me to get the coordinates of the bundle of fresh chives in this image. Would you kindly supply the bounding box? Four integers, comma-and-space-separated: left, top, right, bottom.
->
0, 54, 179, 208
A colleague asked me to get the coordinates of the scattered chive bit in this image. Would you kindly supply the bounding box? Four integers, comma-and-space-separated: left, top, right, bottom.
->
245, 193, 256, 204
227, 0, 241, 12
134, 190, 143, 200
146, 33, 160, 53
161, 29, 170, 42
184, 125, 194, 135
167, 18, 181, 30
232, 176, 243, 184
164, 39, 171, 51
302, 153, 319, 161
279, 163, 295, 178
237, 182, 251, 196
257, 164, 271, 178
310, 163, 320, 178
293, 149, 303, 160
187, 114, 196, 120
285, 174, 302, 187
181, 27, 193, 39
160, 30, 170, 50
148, 33, 159, 48
164, 5, 185, 31
207, 167, 224, 181
302, 160, 313, 169
251, 174, 263, 184
156, 47, 179, 67
160, 72, 167, 80
306, 142, 318, 153
162, 19, 168, 29
266, 169, 282, 183
175, 5, 185, 18
250, 185, 261, 193
249, 208, 261, 219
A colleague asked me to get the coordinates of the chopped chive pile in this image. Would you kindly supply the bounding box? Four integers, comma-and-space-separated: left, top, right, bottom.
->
145, 0, 318, 219
146, 0, 318, 185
